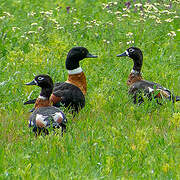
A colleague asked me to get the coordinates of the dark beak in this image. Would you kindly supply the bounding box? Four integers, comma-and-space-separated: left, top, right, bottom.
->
86, 53, 98, 58
116, 52, 127, 57
25, 80, 37, 86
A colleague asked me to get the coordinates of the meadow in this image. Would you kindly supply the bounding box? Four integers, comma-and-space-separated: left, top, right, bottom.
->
0, 0, 180, 179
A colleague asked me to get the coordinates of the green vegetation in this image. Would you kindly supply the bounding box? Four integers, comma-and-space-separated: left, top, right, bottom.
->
0, 0, 180, 179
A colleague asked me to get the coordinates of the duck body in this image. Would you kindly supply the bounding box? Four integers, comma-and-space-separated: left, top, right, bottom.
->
29, 106, 66, 135
50, 82, 85, 113
117, 47, 179, 104
49, 47, 97, 114
26, 74, 67, 136
128, 79, 174, 104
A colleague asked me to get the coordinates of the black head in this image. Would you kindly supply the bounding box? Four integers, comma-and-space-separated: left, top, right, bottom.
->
26, 74, 53, 88
66, 47, 98, 70
26, 74, 54, 98
117, 47, 143, 72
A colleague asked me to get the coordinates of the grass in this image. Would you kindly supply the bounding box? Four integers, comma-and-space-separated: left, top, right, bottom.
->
0, 0, 180, 179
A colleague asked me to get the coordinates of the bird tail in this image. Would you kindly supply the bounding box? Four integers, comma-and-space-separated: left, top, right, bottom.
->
24, 99, 36, 105
176, 96, 180, 102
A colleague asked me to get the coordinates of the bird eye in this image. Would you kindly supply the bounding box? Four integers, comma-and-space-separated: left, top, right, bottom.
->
38, 77, 44, 81
129, 48, 134, 52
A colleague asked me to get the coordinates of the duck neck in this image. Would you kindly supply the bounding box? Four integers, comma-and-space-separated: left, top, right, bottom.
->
127, 69, 143, 86
132, 54, 143, 72
40, 87, 53, 99
66, 67, 87, 95
66, 57, 80, 70
35, 87, 53, 109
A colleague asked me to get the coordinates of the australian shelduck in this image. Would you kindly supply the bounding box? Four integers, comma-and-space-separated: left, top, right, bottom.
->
117, 47, 180, 104
25, 74, 67, 136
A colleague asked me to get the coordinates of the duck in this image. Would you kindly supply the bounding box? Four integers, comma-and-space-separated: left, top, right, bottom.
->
25, 74, 67, 136
116, 47, 180, 104
24, 47, 98, 114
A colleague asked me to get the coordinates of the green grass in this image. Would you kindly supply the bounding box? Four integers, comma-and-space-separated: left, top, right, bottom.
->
0, 0, 180, 179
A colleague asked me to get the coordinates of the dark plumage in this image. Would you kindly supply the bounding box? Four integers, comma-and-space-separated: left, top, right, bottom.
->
50, 47, 97, 114
52, 82, 85, 113
117, 47, 180, 104
24, 47, 97, 114
25, 74, 67, 136
65, 47, 96, 70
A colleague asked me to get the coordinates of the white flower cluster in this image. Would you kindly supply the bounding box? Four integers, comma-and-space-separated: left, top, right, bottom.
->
167, 31, 176, 38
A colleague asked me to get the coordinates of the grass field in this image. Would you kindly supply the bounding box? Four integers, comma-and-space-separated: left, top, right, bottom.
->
0, 0, 180, 179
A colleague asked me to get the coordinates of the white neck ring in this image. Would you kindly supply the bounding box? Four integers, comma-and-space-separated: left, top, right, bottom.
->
38, 95, 48, 100
131, 69, 140, 74
67, 67, 83, 75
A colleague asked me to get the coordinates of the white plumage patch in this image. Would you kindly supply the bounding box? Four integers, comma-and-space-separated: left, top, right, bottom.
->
67, 67, 83, 75
35, 114, 48, 127
148, 87, 154, 93
131, 69, 140, 74
33, 79, 38, 85
38, 76, 44, 81
53, 112, 63, 122
147, 88, 170, 98
125, 50, 129, 56
38, 95, 48, 100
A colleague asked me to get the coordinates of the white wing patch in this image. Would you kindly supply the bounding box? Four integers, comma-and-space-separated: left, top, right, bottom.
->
53, 112, 63, 122
148, 87, 154, 93
148, 87, 170, 98
35, 114, 48, 127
